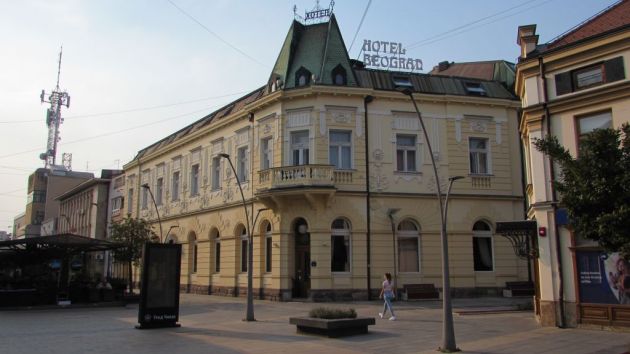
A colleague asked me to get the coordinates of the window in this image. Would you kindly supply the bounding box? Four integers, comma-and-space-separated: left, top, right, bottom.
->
331, 218, 351, 272
190, 164, 199, 196
127, 188, 134, 214
240, 227, 248, 273
397, 219, 420, 272
329, 131, 352, 169
32, 190, 46, 203
396, 134, 417, 172
172, 171, 180, 201
265, 223, 272, 273
555, 56, 625, 95
392, 75, 412, 88
141, 186, 148, 210
211, 156, 221, 190
577, 111, 612, 138
295, 67, 311, 87
464, 82, 486, 96
237, 146, 249, 182
332, 64, 347, 85
261, 137, 273, 170
215, 231, 221, 273
190, 234, 198, 274
111, 196, 123, 213
473, 221, 494, 271
291, 131, 310, 165
34, 211, 45, 225
469, 138, 489, 174
156, 178, 163, 206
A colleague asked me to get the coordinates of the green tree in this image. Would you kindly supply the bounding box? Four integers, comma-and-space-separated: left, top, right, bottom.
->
534, 123, 630, 258
109, 217, 158, 293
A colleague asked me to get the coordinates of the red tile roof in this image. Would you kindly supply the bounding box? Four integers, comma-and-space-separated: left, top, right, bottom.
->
547, 0, 630, 50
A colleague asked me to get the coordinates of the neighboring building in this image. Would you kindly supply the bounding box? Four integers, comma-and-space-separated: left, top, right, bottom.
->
12, 213, 24, 238
18, 167, 93, 238
429, 60, 516, 91
106, 172, 126, 278
124, 14, 527, 301
0, 231, 9, 241
56, 169, 122, 277
515, 0, 630, 327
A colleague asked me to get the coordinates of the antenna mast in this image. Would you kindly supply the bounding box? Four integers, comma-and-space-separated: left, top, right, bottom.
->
40, 47, 71, 169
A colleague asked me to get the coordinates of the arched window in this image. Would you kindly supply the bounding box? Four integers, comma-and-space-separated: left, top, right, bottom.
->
295, 67, 311, 87
239, 225, 248, 273
332, 64, 347, 86
189, 233, 198, 274
397, 219, 420, 272
473, 221, 494, 271
264, 222, 273, 273
331, 218, 351, 272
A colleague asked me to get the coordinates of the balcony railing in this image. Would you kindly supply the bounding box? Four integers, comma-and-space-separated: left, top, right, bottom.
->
470, 175, 492, 189
258, 165, 354, 190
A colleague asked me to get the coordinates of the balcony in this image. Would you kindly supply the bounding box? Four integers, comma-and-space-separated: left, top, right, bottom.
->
470, 175, 492, 189
258, 165, 356, 190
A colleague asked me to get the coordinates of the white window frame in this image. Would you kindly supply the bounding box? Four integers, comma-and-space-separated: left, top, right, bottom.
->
190, 164, 200, 196
211, 156, 222, 190
260, 137, 273, 170
237, 146, 249, 183
472, 221, 495, 272
397, 219, 421, 273
331, 218, 351, 273
290, 130, 310, 166
329, 130, 353, 170
469, 137, 491, 175
396, 134, 419, 173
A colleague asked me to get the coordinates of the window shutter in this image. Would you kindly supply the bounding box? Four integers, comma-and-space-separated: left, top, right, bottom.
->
555, 72, 572, 95
604, 56, 625, 83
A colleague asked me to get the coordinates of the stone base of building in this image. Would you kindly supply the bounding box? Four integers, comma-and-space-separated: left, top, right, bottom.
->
537, 300, 578, 327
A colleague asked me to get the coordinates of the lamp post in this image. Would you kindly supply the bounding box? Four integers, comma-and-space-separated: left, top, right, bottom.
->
165, 225, 179, 243
219, 153, 255, 322
141, 183, 163, 243
397, 85, 462, 352
387, 208, 401, 289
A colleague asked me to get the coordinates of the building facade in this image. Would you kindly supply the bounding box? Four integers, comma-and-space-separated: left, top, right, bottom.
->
516, 0, 630, 327
124, 14, 528, 301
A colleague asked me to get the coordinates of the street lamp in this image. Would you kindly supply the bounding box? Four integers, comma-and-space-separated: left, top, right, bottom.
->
165, 225, 179, 243
141, 183, 163, 243
397, 85, 462, 352
387, 208, 401, 289
219, 152, 255, 322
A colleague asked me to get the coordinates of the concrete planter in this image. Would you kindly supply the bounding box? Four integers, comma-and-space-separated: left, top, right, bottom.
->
289, 316, 375, 338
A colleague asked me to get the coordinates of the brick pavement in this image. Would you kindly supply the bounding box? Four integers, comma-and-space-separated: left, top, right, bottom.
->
0, 294, 628, 354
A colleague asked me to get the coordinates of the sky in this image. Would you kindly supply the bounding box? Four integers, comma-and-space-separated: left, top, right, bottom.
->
0, 0, 618, 233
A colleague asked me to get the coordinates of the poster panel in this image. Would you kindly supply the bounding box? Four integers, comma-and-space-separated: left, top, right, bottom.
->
577, 251, 630, 305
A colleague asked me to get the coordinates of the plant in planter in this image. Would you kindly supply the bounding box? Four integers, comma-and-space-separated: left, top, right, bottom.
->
290, 307, 374, 338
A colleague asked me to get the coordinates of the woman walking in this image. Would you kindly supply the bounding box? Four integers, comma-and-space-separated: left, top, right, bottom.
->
379, 272, 396, 320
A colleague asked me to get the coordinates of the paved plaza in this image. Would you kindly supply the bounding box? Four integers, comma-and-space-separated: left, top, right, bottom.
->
0, 294, 628, 354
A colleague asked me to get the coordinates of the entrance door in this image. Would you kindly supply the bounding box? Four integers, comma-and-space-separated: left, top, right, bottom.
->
293, 220, 310, 298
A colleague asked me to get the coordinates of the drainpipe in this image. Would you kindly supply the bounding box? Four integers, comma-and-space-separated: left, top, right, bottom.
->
364, 95, 374, 300
517, 107, 532, 283
539, 57, 565, 328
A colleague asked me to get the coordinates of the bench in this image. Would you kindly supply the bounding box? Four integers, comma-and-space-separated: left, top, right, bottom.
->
403, 284, 440, 300
504, 281, 534, 297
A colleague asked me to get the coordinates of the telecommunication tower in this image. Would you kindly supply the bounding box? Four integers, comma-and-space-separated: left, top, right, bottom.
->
40, 47, 71, 169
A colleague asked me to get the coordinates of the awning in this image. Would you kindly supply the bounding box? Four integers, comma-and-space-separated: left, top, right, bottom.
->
0, 234, 125, 253
496, 220, 537, 259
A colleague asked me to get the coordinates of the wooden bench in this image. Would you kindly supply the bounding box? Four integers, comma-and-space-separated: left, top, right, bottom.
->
403, 284, 439, 300
504, 281, 534, 297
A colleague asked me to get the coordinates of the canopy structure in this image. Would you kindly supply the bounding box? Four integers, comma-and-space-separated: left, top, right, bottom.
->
496, 221, 537, 260
0, 233, 124, 254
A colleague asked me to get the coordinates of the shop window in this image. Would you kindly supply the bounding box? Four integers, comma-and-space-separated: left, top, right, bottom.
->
265, 223, 272, 273
240, 226, 248, 273
473, 221, 494, 271
397, 219, 420, 272
331, 218, 351, 272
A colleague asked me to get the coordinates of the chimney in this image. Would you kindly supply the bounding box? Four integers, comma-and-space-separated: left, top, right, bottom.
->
517, 25, 539, 59
438, 61, 450, 72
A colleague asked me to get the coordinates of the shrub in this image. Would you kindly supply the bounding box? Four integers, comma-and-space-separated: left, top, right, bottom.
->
308, 307, 357, 319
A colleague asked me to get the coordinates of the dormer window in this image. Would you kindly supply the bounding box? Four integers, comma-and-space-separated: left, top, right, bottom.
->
296, 67, 311, 87
332, 64, 347, 85
465, 82, 486, 96
392, 75, 413, 89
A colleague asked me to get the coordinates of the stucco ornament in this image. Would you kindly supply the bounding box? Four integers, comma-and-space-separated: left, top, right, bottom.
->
470, 120, 488, 133
333, 111, 351, 124
372, 148, 384, 161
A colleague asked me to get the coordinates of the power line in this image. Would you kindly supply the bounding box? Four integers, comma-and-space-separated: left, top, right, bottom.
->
0, 91, 248, 124
406, 0, 539, 49
0, 104, 220, 160
165, 0, 269, 68
348, 0, 373, 52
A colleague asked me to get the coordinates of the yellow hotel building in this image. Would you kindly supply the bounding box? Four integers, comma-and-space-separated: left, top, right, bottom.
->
123, 14, 528, 301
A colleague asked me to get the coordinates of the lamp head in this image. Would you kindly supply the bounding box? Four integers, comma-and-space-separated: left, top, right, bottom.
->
448, 176, 465, 182
219, 153, 230, 159
141, 183, 150, 189
395, 87, 413, 96
387, 208, 401, 217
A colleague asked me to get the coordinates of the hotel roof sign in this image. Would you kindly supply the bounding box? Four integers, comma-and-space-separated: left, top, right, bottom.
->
362, 40, 423, 72
295, 0, 334, 24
